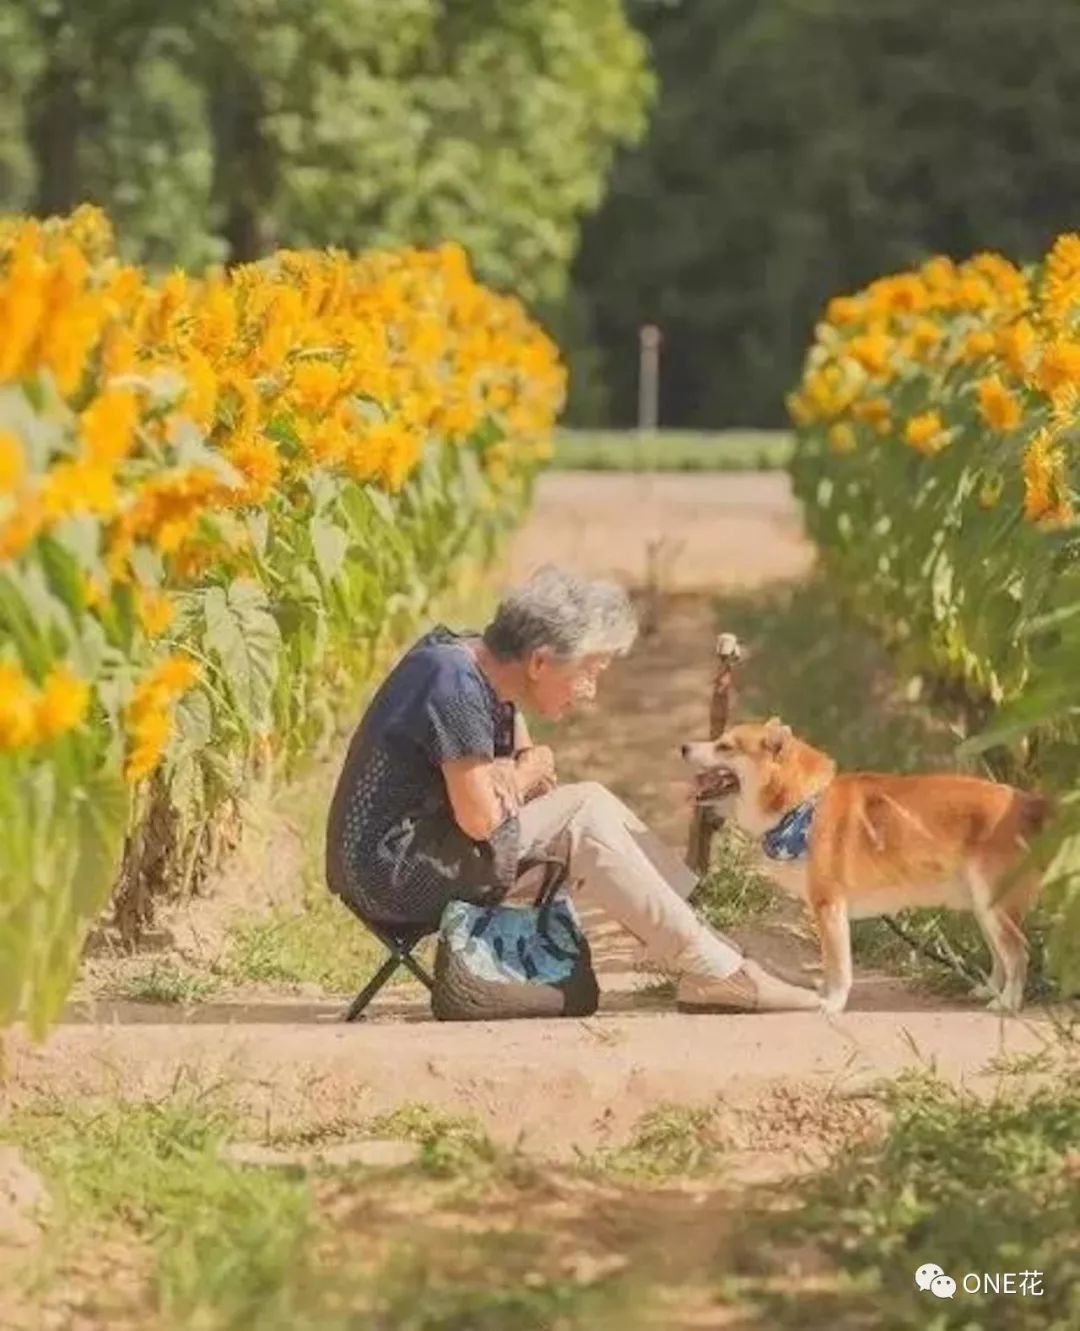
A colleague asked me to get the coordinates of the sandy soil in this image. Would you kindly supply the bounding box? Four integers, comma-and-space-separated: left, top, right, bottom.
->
9, 1003, 1054, 1163
508, 472, 811, 593
5, 471, 1058, 1165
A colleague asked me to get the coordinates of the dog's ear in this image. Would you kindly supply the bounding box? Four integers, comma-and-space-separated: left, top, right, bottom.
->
763, 718, 793, 756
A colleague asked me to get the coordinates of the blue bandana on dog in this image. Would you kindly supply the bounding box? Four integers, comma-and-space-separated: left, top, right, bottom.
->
761, 795, 821, 861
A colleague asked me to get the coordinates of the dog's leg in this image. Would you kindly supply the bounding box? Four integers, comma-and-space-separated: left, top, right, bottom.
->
812, 898, 852, 1013
972, 896, 1028, 1013
971, 868, 1031, 1012
971, 902, 1006, 1000
988, 912, 1028, 1014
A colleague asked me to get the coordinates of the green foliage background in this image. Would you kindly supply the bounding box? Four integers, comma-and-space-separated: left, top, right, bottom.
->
1, 0, 652, 300
570, 0, 1080, 426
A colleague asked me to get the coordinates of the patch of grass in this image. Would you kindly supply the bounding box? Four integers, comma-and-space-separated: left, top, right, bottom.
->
982, 1048, 1059, 1078
713, 578, 1056, 996
850, 919, 979, 996
4, 1094, 316, 1331
595, 1103, 727, 1182
365, 1234, 636, 1331
12, 1070, 1079, 1331
224, 759, 424, 993
119, 963, 220, 1004
367, 1103, 500, 1179
3, 1093, 645, 1331
727, 1067, 1080, 1328
263, 1114, 370, 1150
553, 429, 792, 473
225, 891, 406, 992
696, 825, 781, 931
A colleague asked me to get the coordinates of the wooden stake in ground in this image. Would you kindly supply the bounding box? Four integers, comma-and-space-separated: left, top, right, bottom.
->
639, 535, 685, 639
685, 632, 741, 873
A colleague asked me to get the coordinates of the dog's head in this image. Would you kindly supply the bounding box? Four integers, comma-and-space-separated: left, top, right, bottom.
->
681, 718, 795, 807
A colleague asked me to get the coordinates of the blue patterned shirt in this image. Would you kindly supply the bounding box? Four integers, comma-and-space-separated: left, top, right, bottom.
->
326, 626, 519, 926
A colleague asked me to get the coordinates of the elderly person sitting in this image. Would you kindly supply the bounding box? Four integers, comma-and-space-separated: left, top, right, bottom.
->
326, 566, 818, 1013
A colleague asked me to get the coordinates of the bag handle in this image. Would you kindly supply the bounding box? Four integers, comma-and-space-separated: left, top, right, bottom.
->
514, 855, 571, 940
516, 855, 565, 907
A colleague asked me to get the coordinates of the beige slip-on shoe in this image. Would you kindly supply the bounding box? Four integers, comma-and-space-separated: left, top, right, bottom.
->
676, 958, 820, 1013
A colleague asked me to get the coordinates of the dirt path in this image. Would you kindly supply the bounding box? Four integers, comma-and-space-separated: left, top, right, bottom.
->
509, 471, 810, 594
6, 472, 1057, 1161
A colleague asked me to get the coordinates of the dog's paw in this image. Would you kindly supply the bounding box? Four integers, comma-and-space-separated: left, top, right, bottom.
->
818, 990, 849, 1015
986, 992, 1022, 1015
972, 980, 999, 1001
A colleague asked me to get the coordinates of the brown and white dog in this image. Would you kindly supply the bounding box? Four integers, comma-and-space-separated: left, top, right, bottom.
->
682, 719, 1049, 1013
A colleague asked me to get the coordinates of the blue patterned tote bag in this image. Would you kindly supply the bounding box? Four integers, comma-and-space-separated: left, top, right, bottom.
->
431, 858, 599, 1020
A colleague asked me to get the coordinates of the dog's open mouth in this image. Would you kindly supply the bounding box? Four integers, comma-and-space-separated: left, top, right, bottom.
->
693, 768, 739, 804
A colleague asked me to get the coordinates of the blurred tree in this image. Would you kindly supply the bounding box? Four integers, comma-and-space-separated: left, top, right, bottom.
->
232, 0, 654, 303
0, 3, 38, 209
571, 0, 1080, 426
84, 50, 222, 272
0, 0, 651, 303
19, 1, 164, 214
6, 0, 219, 267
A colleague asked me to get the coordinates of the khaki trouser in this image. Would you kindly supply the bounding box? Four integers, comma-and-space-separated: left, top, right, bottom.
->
511, 782, 743, 981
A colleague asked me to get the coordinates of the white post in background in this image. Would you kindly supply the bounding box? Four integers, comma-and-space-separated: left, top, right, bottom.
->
636, 323, 666, 629
638, 324, 661, 433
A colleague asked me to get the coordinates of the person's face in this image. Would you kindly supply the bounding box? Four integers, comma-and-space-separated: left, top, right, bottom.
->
525, 651, 611, 719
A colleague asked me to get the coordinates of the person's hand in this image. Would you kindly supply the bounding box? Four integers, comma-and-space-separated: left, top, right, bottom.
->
515, 745, 557, 801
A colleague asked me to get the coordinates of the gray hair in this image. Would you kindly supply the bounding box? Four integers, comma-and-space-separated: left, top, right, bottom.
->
483, 566, 638, 662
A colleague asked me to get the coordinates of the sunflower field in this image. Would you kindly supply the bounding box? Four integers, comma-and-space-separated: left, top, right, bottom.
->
0, 206, 564, 1034
788, 235, 1080, 990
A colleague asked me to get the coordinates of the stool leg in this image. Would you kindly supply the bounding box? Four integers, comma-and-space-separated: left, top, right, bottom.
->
343, 954, 401, 1022
400, 950, 434, 991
